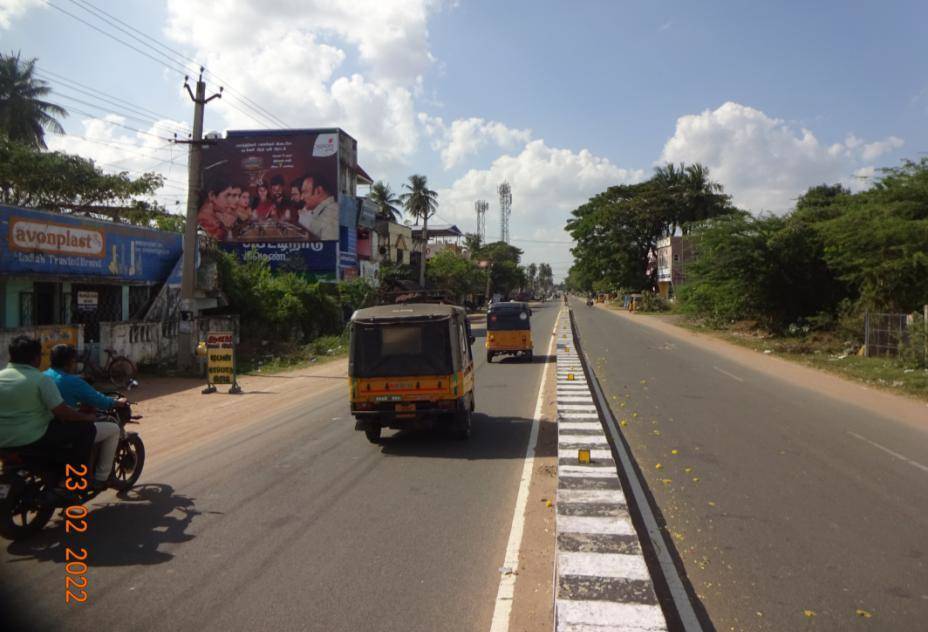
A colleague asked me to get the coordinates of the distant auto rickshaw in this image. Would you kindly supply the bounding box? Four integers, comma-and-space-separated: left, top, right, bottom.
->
485, 302, 533, 363
349, 303, 476, 443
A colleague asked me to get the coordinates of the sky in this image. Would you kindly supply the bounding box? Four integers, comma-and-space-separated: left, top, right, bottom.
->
1, 0, 926, 279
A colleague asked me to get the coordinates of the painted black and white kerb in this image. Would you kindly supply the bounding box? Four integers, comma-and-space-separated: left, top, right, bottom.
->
555, 312, 667, 632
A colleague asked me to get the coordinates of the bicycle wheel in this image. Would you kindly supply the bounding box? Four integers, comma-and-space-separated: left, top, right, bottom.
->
108, 357, 136, 388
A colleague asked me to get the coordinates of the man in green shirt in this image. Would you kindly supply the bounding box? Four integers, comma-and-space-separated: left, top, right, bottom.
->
0, 336, 96, 485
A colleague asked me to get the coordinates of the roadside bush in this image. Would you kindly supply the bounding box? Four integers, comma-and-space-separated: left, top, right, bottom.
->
217, 250, 341, 343
638, 291, 670, 312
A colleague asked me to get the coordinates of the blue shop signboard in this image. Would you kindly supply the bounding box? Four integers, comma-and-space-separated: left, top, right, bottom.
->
1, 205, 182, 283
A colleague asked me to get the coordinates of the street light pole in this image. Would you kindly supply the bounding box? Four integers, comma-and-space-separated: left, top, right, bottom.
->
176, 68, 221, 372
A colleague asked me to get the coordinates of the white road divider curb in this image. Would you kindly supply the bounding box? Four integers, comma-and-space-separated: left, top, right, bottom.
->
554, 312, 668, 632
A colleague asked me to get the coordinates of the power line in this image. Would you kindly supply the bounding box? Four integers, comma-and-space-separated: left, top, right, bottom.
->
62, 105, 175, 141
52, 92, 189, 135
71, 0, 290, 128
45, 1, 190, 76
37, 66, 190, 131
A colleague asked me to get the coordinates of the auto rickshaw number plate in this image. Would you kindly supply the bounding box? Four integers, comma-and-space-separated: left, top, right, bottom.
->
0, 484, 10, 499
375, 395, 402, 402
395, 403, 416, 412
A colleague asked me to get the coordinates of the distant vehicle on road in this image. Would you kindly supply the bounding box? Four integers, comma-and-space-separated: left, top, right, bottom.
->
348, 303, 476, 443
486, 301, 533, 363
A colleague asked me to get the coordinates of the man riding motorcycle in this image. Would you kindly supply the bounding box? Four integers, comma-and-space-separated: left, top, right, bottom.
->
0, 336, 97, 495
44, 344, 123, 489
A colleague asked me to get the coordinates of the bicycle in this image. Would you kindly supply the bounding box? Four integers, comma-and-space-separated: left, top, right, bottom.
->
78, 347, 138, 389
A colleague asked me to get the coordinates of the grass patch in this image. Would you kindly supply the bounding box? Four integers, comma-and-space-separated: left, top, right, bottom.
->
674, 317, 928, 401
238, 331, 349, 375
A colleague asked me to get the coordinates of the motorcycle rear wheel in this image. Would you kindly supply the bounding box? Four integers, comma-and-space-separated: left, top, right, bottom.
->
0, 473, 56, 541
111, 434, 145, 491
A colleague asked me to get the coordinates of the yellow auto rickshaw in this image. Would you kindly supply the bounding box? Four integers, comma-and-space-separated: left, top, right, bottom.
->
486, 301, 533, 363
349, 303, 476, 442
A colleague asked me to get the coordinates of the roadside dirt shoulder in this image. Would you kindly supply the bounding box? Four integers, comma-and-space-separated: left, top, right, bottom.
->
600, 306, 928, 431
508, 348, 558, 632
132, 359, 348, 465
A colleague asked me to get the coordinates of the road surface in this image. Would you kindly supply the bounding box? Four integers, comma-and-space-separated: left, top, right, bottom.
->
570, 297, 928, 631
1, 302, 560, 632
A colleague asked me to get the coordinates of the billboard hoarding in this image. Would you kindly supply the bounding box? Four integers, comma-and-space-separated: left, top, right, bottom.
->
198, 131, 341, 244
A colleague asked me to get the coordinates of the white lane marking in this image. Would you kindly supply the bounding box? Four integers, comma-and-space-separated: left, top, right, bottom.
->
559, 466, 619, 478
557, 514, 634, 535
558, 404, 598, 412
489, 309, 560, 632
847, 431, 928, 474
558, 414, 601, 421
712, 366, 745, 383
559, 448, 614, 461
556, 600, 667, 631
559, 397, 595, 404
558, 552, 650, 581
558, 489, 625, 504
559, 434, 609, 445
557, 422, 603, 431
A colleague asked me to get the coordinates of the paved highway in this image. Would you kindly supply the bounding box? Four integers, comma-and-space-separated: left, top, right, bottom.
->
1, 302, 560, 632
570, 297, 928, 631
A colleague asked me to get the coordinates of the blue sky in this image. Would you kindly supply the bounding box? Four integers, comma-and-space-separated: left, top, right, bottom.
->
1, 0, 924, 277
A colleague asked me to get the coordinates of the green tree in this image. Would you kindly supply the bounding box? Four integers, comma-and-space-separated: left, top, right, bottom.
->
0, 137, 167, 224
473, 241, 525, 298
426, 250, 483, 303
369, 180, 401, 222
526, 263, 537, 293
400, 174, 438, 226
0, 53, 67, 149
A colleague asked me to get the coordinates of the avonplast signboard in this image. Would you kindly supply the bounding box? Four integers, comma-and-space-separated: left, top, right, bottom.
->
198, 129, 348, 279
1, 205, 182, 283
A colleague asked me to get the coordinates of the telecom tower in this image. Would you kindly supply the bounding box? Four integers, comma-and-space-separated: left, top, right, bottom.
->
498, 181, 512, 244
474, 200, 488, 244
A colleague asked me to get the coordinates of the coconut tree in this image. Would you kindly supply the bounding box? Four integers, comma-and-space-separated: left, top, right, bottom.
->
399, 174, 438, 226
369, 180, 402, 222
0, 52, 67, 149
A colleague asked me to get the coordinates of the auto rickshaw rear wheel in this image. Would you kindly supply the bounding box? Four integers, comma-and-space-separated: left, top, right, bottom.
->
486, 351, 494, 363
452, 407, 471, 441
364, 426, 383, 444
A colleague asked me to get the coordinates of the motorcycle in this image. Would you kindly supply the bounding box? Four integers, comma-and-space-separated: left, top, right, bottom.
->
0, 385, 145, 541
586, 298, 594, 307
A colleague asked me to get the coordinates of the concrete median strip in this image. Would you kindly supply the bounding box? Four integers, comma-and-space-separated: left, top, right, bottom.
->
554, 312, 667, 632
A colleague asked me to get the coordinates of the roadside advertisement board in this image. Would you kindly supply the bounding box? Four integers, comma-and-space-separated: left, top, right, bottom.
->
205, 331, 235, 385
0, 205, 182, 283
198, 130, 347, 279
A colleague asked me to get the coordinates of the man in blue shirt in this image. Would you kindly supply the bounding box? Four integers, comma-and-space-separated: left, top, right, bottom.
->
0, 336, 97, 492
45, 345, 124, 487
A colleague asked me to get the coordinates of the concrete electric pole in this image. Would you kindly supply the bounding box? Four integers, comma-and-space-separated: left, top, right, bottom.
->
419, 209, 429, 288
176, 68, 221, 371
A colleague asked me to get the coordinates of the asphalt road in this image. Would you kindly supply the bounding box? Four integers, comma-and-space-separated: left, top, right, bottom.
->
570, 298, 928, 631
1, 302, 560, 632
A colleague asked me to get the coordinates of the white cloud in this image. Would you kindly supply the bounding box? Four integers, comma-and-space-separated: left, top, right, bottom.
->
163, 0, 439, 170
47, 115, 191, 213
861, 136, 904, 161
0, 0, 43, 29
659, 102, 905, 212
435, 140, 645, 275
419, 114, 533, 169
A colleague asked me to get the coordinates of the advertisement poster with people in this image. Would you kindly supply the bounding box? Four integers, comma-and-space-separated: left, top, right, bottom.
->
198, 131, 342, 278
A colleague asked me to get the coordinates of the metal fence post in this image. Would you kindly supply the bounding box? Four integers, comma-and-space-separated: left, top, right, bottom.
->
863, 311, 870, 357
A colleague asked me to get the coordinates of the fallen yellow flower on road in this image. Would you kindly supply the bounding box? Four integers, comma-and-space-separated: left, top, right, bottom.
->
685, 467, 693, 474
671, 449, 678, 455
803, 610, 816, 618
632, 412, 638, 418
660, 478, 672, 485
655, 463, 663, 470
620, 420, 628, 427
708, 501, 716, 507
692, 477, 700, 482
856, 609, 873, 619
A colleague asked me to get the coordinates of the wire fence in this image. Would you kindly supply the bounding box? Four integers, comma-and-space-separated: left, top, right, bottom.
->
864, 309, 928, 367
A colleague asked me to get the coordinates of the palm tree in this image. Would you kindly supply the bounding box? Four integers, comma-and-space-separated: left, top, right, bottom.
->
0, 52, 67, 149
369, 180, 401, 222
399, 174, 438, 226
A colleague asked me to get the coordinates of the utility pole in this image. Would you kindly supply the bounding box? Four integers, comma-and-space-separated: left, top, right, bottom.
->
419, 208, 429, 288
176, 68, 221, 371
